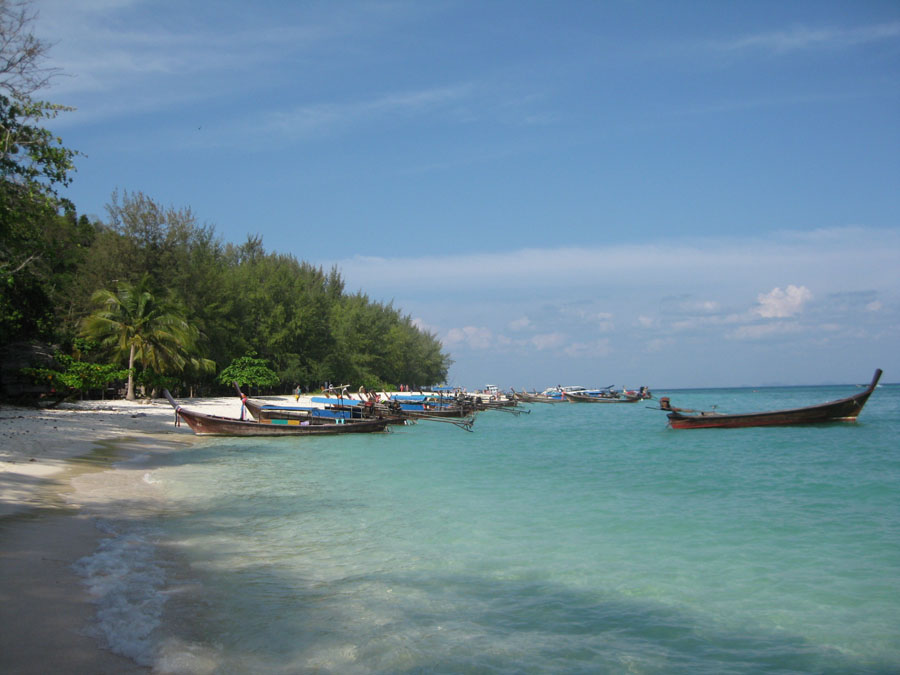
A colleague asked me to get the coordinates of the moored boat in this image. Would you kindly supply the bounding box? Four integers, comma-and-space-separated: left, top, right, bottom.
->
312, 388, 477, 429
234, 383, 406, 425
164, 390, 390, 436
563, 385, 650, 403
511, 389, 567, 403
376, 394, 476, 418
474, 396, 519, 410
563, 391, 641, 403
663, 369, 883, 429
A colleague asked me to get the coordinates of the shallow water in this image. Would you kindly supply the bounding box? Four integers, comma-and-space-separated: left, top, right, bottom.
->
77, 384, 900, 673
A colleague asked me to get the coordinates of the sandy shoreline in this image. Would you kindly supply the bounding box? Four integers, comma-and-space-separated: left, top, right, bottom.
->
0, 394, 287, 674
0, 393, 331, 517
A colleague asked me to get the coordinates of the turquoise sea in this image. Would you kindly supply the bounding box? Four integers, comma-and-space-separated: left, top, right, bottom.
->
77, 383, 900, 674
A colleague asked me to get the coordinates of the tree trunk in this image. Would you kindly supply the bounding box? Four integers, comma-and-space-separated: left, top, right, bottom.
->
126, 343, 136, 401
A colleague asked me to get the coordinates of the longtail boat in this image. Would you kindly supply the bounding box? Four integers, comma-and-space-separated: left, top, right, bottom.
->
233, 385, 475, 431
233, 383, 407, 425
473, 397, 527, 415
164, 390, 389, 436
473, 396, 519, 410
310, 387, 477, 429
563, 391, 641, 403
511, 389, 566, 403
664, 369, 882, 430
375, 400, 477, 430
375, 396, 475, 418
312, 388, 467, 414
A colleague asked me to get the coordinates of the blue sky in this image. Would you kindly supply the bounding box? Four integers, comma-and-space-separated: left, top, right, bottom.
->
34, 0, 899, 389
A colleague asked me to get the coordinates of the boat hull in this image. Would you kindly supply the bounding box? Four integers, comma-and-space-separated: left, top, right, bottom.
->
563, 393, 640, 403
376, 401, 475, 418
666, 369, 882, 429
513, 392, 566, 403
179, 409, 388, 436
165, 391, 389, 436
243, 397, 407, 426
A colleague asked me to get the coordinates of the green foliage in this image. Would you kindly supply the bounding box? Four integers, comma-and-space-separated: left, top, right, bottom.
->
4, 186, 451, 399
4, 182, 452, 399
133, 368, 179, 395
81, 276, 210, 399
0, 94, 78, 188
23, 354, 128, 398
1, 4, 82, 348
6, 199, 452, 397
217, 353, 279, 389
1, 177, 92, 346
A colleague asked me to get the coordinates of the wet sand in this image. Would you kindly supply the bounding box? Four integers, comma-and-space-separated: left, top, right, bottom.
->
0, 396, 240, 673
0, 509, 150, 674
0, 391, 407, 673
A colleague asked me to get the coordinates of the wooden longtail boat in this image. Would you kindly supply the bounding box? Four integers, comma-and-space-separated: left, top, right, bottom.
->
473, 397, 518, 410
563, 392, 641, 403
375, 397, 475, 418
511, 389, 566, 403
473, 398, 527, 415
164, 390, 389, 436
233, 385, 475, 431
312, 388, 478, 428
665, 369, 882, 429
236, 389, 408, 426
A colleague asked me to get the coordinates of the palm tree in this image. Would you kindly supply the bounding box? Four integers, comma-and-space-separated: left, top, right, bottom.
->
81, 276, 210, 400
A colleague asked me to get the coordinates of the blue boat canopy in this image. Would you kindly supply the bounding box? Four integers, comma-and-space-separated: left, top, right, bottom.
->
310, 396, 364, 407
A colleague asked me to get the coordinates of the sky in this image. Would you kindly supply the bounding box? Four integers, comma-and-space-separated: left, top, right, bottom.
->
30, 0, 900, 389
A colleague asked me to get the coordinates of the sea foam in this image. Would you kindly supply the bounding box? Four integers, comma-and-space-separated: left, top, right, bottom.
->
73, 521, 167, 666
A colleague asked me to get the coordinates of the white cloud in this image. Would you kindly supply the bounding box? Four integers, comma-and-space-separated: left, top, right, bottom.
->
37, 1, 473, 132
719, 22, 900, 54
729, 322, 802, 340
563, 308, 613, 322
646, 338, 673, 353
670, 312, 747, 332
263, 84, 475, 140
754, 285, 813, 318
335, 227, 900, 298
531, 333, 566, 350
508, 316, 531, 331
680, 299, 720, 313
443, 325, 494, 350
559, 307, 615, 331
334, 228, 898, 388
411, 317, 440, 335
563, 339, 611, 358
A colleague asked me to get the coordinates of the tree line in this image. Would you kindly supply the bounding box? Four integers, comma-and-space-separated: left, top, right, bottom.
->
0, 0, 450, 400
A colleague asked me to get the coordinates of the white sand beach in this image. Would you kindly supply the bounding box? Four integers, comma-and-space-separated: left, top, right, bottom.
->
0, 394, 285, 673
